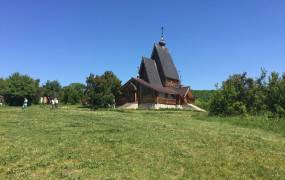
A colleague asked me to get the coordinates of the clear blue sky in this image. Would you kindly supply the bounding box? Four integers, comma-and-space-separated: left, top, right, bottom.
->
1, 0, 285, 89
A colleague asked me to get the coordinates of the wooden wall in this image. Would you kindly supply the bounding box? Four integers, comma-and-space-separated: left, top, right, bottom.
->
164, 78, 180, 88
157, 96, 177, 105
139, 85, 155, 103
117, 83, 137, 105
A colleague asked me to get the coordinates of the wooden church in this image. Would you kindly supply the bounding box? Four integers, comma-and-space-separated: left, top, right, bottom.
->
118, 30, 195, 109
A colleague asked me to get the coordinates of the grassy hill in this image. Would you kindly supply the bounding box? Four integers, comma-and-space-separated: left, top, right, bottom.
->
0, 106, 284, 179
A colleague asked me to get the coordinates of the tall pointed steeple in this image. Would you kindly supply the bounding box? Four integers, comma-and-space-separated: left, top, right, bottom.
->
159, 26, 166, 46
151, 26, 180, 84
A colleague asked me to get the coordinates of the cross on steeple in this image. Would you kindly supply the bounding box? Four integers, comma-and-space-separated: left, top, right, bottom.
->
161, 26, 164, 39
159, 26, 166, 46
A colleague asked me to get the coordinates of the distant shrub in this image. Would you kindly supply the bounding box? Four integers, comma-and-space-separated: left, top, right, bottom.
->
192, 90, 215, 102
85, 71, 121, 109
0, 78, 8, 95
209, 69, 285, 117
42, 80, 63, 99
192, 90, 215, 110
3, 73, 40, 106
62, 83, 85, 104
194, 99, 210, 110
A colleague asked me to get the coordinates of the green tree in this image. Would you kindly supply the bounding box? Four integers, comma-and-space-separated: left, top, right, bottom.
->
245, 69, 267, 114
0, 78, 7, 104
192, 90, 215, 110
0, 78, 7, 95
4, 73, 40, 106
85, 71, 121, 108
42, 80, 62, 99
266, 72, 285, 117
209, 69, 285, 117
101, 71, 122, 102
209, 72, 265, 116
62, 83, 85, 104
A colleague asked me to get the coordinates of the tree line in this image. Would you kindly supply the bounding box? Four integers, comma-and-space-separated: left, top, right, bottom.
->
209, 69, 285, 118
0, 71, 121, 108
2, 69, 285, 117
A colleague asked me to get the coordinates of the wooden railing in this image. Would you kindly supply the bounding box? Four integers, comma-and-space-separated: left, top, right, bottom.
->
157, 97, 177, 105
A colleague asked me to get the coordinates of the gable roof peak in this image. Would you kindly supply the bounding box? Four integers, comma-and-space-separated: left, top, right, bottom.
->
139, 57, 162, 86
151, 43, 180, 81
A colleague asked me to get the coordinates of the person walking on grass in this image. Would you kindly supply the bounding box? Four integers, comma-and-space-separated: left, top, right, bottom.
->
22, 98, 28, 112
54, 98, 59, 109
51, 98, 55, 109
40, 97, 44, 108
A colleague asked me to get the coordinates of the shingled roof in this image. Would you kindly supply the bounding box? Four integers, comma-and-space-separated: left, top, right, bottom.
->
129, 78, 191, 96
171, 86, 190, 97
141, 57, 162, 86
131, 78, 178, 94
151, 44, 180, 81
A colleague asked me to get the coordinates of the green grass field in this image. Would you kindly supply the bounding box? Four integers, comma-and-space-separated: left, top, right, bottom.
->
0, 106, 284, 179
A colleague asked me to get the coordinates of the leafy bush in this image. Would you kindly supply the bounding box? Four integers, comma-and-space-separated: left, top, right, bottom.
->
192, 90, 215, 101
209, 69, 285, 117
193, 98, 210, 110
192, 90, 215, 110
62, 83, 86, 104
0, 78, 8, 95
85, 71, 121, 109
3, 73, 40, 106
42, 80, 62, 99
266, 72, 285, 117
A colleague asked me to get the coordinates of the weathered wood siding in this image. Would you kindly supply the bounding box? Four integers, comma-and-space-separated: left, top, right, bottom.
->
117, 83, 137, 105
164, 78, 180, 88
139, 85, 156, 103
157, 97, 177, 105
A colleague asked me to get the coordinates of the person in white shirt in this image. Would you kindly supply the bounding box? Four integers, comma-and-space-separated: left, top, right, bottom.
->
51, 98, 55, 109
22, 98, 28, 112
40, 97, 44, 108
54, 98, 59, 108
